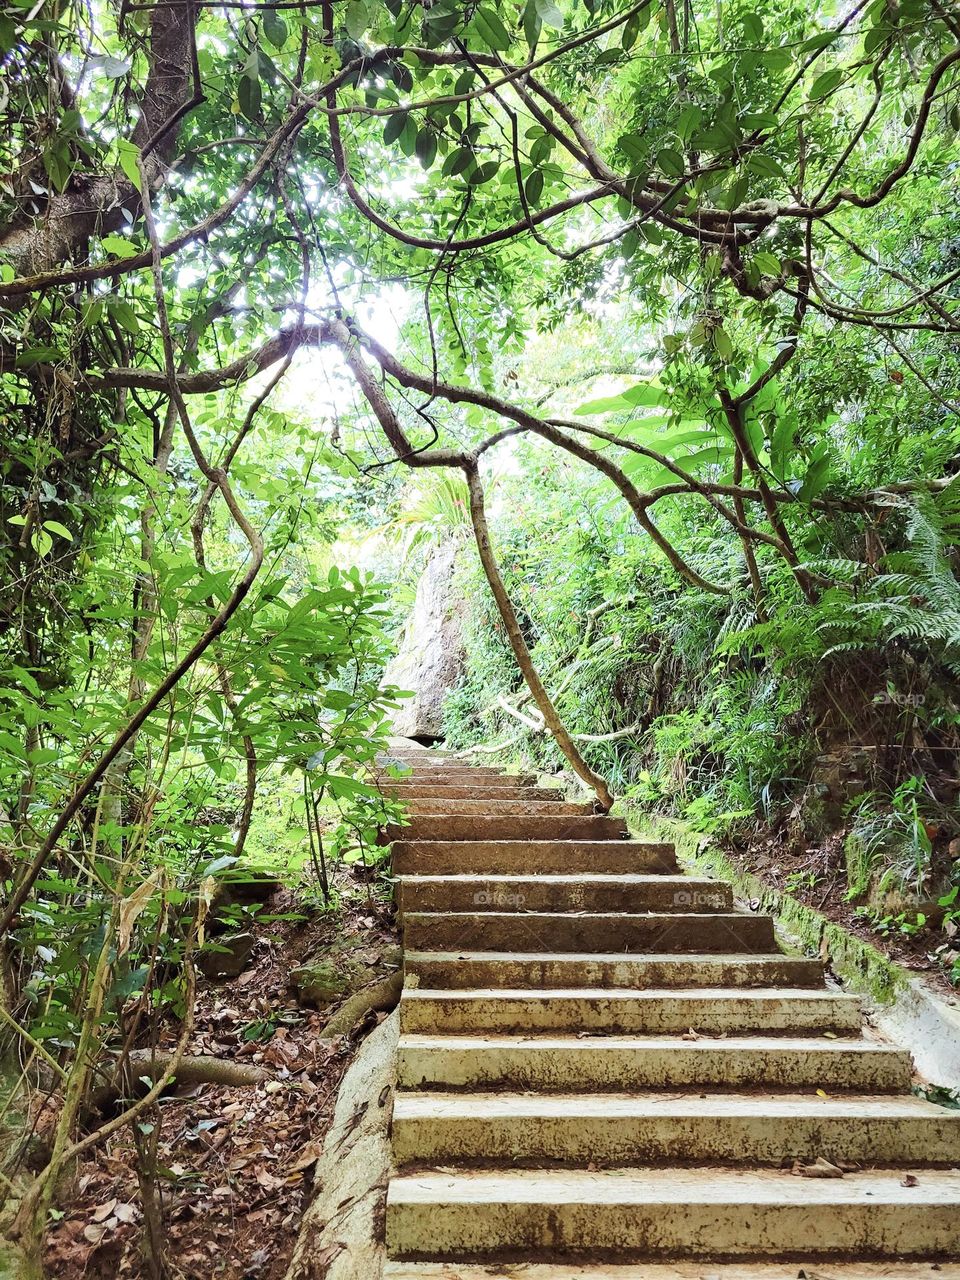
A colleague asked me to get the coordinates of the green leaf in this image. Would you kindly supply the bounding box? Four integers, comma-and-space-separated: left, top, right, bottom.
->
383, 111, 409, 145
752, 250, 781, 276
466, 159, 500, 185
238, 69, 261, 122
801, 30, 839, 53
471, 5, 512, 51
42, 520, 73, 541
116, 139, 143, 193
344, 0, 368, 39
94, 53, 131, 79
534, 0, 563, 29
442, 145, 474, 176
746, 151, 786, 179
713, 326, 734, 361
415, 127, 437, 169
100, 235, 137, 260
769, 413, 798, 482
798, 447, 831, 501
576, 383, 664, 414
676, 104, 703, 142
262, 9, 287, 49
15, 346, 63, 368
656, 147, 686, 178
108, 298, 140, 334
618, 133, 648, 166
810, 68, 844, 100
525, 169, 544, 205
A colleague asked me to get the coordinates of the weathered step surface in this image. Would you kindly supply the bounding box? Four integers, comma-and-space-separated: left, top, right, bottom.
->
380, 769, 537, 785
392, 840, 677, 876
396, 874, 731, 915
382, 784, 564, 801
399, 987, 862, 1036
392, 1090, 960, 1167
402, 911, 776, 954
386, 1166, 960, 1258
397, 1034, 913, 1092
399, 799, 594, 816
385, 1264, 960, 1279
388, 815, 626, 842
403, 949, 827, 990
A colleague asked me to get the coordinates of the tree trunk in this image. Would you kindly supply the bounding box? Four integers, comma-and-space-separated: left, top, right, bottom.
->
464, 463, 614, 811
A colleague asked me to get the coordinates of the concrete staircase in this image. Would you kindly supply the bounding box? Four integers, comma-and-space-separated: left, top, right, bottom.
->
379, 744, 960, 1276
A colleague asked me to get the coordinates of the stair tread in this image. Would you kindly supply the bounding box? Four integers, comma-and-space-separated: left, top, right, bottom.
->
396, 874, 718, 885
393, 1090, 953, 1119
402, 987, 855, 1002
394, 839, 669, 846
404, 910, 755, 919
388, 1165, 960, 1204
405, 949, 814, 963
398, 1033, 899, 1050
384, 1265, 960, 1279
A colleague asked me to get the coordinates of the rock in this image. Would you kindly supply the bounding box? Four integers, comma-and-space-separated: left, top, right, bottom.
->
197, 931, 256, 979
289, 960, 352, 1006
283, 1011, 398, 1280
382, 540, 465, 740
290, 942, 402, 1008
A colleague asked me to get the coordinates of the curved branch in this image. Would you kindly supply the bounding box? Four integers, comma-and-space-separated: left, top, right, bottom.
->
464, 463, 614, 809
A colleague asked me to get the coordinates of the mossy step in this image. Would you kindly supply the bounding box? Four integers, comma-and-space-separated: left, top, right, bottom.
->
388, 815, 626, 842
391, 840, 677, 876
398, 987, 862, 1036
402, 910, 776, 954
402, 950, 827, 990
397, 1034, 913, 1092
386, 1166, 960, 1258
395, 874, 731, 915
392, 1089, 960, 1167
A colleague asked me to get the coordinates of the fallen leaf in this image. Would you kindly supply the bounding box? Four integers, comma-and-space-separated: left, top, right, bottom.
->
289, 1141, 324, 1172
91, 1198, 117, 1223
791, 1156, 844, 1179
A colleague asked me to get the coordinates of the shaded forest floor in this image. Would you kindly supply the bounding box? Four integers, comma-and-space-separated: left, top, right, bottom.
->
43, 886, 397, 1280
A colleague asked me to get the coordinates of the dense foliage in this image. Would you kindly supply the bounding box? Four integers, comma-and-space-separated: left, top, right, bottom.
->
2, 0, 960, 1271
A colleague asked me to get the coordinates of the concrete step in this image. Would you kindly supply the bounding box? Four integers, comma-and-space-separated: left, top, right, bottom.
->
384, 1263, 960, 1280
402, 911, 776, 954
392, 840, 677, 876
403, 950, 827, 990
399, 799, 595, 816
388, 815, 627, 842
392, 1090, 960, 1167
380, 769, 536, 785
398, 988, 862, 1036
396, 874, 732, 915
385, 1166, 960, 1258
382, 784, 564, 801
397, 1034, 913, 1092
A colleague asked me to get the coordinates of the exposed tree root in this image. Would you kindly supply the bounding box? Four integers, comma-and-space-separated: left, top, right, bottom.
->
319, 971, 403, 1041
